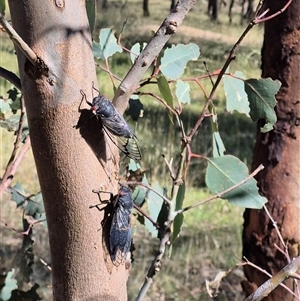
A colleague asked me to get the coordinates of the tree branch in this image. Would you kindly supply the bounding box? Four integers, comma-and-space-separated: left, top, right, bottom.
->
0, 96, 31, 195
178, 164, 265, 214
0, 13, 37, 67
0, 66, 21, 90
244, 256, 300, 301
113, 0, 197, 113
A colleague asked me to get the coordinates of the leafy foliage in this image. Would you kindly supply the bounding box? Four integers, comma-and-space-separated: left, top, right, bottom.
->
205, 155, 267, 208
0, 0, 5, 15
10, 183, 45, 220
93, 28, 123, 60
160, 43, 200, 80
0, 269, 18, 301
171, 184, 185, 243
157, 75, 174, 108
85, 0, 96, 35
145, 184, 165, 237
175, 80, 191, 104
130, 42, 147, 64
223, 71, 249, 116
245, 78, 281, 132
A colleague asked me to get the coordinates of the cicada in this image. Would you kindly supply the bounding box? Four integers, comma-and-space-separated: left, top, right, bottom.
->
109, 185, 133, 264
80, 87, 142, 161
92, 185, 133, 265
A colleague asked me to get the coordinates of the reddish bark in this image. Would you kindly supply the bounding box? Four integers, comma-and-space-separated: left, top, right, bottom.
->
242, 1, 300, 300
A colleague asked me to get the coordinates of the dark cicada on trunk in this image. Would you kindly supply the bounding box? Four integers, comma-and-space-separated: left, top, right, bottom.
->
80, 88, 142, 161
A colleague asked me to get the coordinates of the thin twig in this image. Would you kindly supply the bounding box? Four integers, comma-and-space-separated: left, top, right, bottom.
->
126, 181, 171, 205
133, 204, 160, 230
136, 91, 177, 115
178, 164, 264, 214
263, 205, 287, 255
0, 13, 37, 66
5, 218, 46, 236
237, 257, 300, 300
113, 0, 197, 114
0, 96, 31, 195
0, 66, 21, 90
162, 155, 176, 180
254, 0, 293, 23
243, 256, 300, 301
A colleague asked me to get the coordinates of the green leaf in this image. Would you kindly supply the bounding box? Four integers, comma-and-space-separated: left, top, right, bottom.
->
0, 0, 5, 15
171, 184, 185, 243
0, 98, 11, 114
0, 269, 17, 301
130, 42, 147, 64
128, 159, 141, 171
0, 115, 20, 131
10, 183, 45, 219
157, 75, 173, 108
85, 0, 96, 35
156, 201, 169, 239
244, 78, 281, 133
223, 71, 249, 116
205, 155, 267, 209
160, 43, 200, 80
176, 80, 190, 104
145, 183, 165, 237
209, 105, 225, 157
212, 132, 226, 157
132, 174, 149, 207
27, 192, 45, 219
93, 28, 123, 60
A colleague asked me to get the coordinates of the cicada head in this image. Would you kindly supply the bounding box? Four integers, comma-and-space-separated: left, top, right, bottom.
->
92, 95, 115, 118
118, 186, 133, 210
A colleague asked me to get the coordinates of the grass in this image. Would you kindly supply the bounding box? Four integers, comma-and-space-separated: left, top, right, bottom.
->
0, 0, 263, 299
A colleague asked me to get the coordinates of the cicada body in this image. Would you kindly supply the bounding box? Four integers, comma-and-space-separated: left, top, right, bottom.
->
109, 186, 133, 265
81, 88, 142, 161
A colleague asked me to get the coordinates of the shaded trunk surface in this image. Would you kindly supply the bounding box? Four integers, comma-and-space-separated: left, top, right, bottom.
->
242, 1, 300, 300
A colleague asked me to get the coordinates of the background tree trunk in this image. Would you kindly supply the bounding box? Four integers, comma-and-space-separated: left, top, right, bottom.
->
242, 1, 300, 300
143, 0, 150, 17
7, 1, 126, 300
207, 0, 218, 20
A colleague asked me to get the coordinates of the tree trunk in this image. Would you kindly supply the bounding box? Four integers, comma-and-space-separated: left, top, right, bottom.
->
208, 0, 218, 20
170, 0, 176, 10
143, 0, 150, 17
7, 1, 126, 300
242, 1, 300, 300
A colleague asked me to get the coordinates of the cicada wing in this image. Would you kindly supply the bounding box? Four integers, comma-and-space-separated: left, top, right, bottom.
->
100, 111, 131, 138
109, 207, 132, 265
102, 126, 142, 161
116, 135, 142, 161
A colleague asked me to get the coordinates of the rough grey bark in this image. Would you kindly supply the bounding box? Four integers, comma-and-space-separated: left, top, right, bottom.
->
7, 0, 126, 300
242, 0, 300, 300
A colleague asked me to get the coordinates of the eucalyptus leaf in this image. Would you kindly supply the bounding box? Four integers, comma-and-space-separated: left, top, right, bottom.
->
245, 78, 281, 133
160, 43, 200, 80
205, 155, 267, 209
